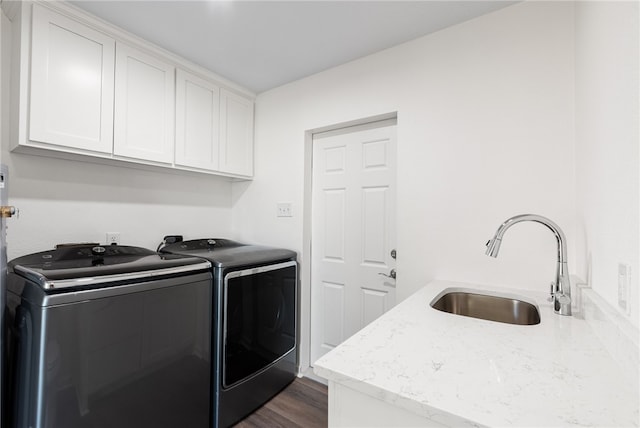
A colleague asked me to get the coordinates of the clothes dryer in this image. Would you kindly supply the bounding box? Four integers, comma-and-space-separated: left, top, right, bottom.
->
160, 239, 297, 428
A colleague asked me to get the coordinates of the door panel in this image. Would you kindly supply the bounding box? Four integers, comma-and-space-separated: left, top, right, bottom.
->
175, 69, 220, 170
114, 42, 175, 163
323, 189, 346, 260
219, 89, 254, 176
361, 288, 389, 326
311, 121, 397, 364
362, 186, 389, 265
322, 281, 345, 349
29, 4, 115, 153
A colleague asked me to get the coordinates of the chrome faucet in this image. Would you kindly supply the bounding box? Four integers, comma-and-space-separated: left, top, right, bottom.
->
485, 214, 572, 316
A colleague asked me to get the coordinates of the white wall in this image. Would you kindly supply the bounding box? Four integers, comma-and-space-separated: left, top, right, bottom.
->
2, 155, 234, 259
0, 12, 234, 260
232, 1, 577, 367
575, 1, 640, 327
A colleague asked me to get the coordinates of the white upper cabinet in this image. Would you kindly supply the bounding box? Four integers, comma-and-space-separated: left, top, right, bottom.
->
8, 1, 254, 178
29, 4, 115, 153
175, 69, 220, 171
220, 89, 254, 177
114, 43, 175, 164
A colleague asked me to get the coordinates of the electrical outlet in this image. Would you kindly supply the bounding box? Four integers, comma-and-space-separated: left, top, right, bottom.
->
106, 232, 121, 245
276, 203, 293, 217
618, 263, 631, 315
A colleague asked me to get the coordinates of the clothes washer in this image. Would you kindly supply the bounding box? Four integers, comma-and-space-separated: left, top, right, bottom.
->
160, 239, 297, 428
5, 244, 213, 428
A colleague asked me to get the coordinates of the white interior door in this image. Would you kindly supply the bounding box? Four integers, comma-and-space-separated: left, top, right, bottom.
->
310, 120, 397, 365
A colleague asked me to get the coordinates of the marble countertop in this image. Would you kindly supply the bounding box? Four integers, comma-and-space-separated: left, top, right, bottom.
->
314, 280, 639, 427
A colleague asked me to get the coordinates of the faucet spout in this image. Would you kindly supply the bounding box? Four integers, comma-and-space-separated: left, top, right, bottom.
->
485, 236, 502, 258
485, 214, 572, 316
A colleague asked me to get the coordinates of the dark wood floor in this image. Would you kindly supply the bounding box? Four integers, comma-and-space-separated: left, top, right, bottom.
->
233, 377, 328, 428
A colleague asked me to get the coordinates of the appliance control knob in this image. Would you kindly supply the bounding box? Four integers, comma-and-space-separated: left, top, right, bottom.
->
92, 246, 106, 256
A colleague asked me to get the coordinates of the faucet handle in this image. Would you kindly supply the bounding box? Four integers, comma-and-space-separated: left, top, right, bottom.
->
547, 282, 555, 302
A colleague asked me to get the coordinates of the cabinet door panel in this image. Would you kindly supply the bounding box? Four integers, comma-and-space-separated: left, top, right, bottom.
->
175, 70, 220, 170
29, 4, 115, 153
220, 89, 254, 177
114, 43, 175, 163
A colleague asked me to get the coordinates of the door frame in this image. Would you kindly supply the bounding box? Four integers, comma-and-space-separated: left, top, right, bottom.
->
300, 112, 398, 379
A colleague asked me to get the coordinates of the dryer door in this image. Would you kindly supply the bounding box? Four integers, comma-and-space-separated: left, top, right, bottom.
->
222, 261, 297, 389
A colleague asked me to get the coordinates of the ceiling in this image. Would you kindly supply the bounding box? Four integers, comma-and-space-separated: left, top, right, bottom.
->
71, 1, 517, 94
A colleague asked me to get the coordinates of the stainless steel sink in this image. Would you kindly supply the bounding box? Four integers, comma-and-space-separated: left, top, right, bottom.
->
430, 288, 541, 325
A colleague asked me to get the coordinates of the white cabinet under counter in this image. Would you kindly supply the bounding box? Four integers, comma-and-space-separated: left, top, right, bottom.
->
314, 280, 639, 427
4, 0, 255, 179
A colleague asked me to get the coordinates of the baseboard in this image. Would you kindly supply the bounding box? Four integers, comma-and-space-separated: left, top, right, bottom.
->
299, 367, 329, 385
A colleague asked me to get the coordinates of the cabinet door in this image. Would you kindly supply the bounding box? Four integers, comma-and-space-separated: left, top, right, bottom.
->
219, 89, 254, 177
114, 42, 175, 164
175, 70, 220, 171
29, 4, 115, 153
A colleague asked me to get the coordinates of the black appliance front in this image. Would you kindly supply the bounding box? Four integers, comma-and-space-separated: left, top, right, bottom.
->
160, 239, 298, 428
5, 245, 213, 428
